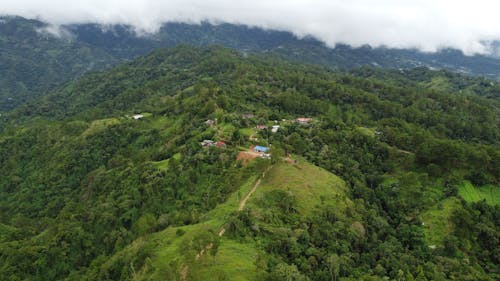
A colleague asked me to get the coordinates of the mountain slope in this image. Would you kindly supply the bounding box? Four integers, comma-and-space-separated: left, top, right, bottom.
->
0, 46, 498, 280
92, 160, 350, 281
2, 16, 500, 111
0, 16, 117, 111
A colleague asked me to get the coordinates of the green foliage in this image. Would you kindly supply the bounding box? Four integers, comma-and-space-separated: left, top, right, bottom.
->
0, 46, 498, 281
459, 182, 500, 205
0, 17, 116, 111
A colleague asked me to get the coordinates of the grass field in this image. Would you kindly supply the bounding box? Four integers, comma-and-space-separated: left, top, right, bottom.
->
459, 181, 499, 205
194, 238, 259, 281
423, 76, 454, 92
420, 197, 461, 246
249, 160, 349, 215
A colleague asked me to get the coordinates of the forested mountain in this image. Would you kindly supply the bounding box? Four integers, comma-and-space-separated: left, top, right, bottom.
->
0, 16, 117, 111
0, 46, 498, 281
2, 16, 500, 111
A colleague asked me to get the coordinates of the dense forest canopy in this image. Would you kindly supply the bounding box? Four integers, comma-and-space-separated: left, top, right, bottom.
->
0, 46, 498, 280
2, 16, 500, 111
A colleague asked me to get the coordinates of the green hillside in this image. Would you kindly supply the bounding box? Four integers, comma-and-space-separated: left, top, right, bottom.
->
3, 16, 500, 112
0, 16, 117, 111
92, 161, 350, 281
0, 46, 498, 280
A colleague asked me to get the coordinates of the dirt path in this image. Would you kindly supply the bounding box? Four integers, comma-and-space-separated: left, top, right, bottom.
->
238, 167, 269, 211
181, 166, 271, 280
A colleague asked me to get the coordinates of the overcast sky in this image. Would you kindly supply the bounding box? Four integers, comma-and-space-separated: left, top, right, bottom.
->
2, 0, 500, 55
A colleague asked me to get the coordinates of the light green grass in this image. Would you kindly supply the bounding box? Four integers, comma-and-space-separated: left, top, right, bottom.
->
151, 154, 181, 171
141, 112, 153, 118
195, 238, 258, 281
356, 126, 375, 137
459, 181, 499, 205
145, 174, 262, 280
249, 160, 349, 215
239, 128, 254, 137
420, 197, 461, 246
424, 76, 454, 92
82, 118, 120, 136
148, 116, 169, 130
152, 159, 170, 170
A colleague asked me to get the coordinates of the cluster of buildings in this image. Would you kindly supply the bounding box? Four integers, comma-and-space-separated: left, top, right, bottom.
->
256, 124, 281, 133
200, 114, 314, 160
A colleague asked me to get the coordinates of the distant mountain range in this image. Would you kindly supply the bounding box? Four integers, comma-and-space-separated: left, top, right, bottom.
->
1, 15, 500, 111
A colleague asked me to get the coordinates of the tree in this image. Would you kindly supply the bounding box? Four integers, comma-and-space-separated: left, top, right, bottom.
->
271, 146, 285, 164
270, 263, 309, 281
327, 254, 340, 281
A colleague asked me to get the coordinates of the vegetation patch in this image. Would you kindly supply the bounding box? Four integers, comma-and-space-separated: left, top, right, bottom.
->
82, 118, 120, 136
420, 197, 461, 246
251, 161, 349, 214
459, 181, 499, 205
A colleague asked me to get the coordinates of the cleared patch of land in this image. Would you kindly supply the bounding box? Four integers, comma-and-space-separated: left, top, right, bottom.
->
459, 181, 499, 205
420, 197, 461, 246
236, 151, 259, 165
249, 159, 349, 214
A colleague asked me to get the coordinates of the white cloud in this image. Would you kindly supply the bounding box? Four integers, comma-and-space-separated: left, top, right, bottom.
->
1, 0, 500, 55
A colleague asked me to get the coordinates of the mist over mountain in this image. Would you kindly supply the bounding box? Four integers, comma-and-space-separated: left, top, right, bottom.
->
3, 0, 500, 55
1, 16, 500, 111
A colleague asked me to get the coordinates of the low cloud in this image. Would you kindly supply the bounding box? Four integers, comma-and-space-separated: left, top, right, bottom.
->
2, 0, 500, 55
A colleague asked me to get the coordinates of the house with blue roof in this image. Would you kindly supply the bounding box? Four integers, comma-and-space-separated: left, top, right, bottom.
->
254, 145, 270, 153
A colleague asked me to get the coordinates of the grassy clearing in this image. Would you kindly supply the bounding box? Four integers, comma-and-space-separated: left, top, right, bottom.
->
82, 118, 120, 136
152, 159, 170, 170
148, 115, 169, 130
459, 181, 499, 205
195, 238, 258, 281
423, 76, 454, 92
151, 153, 181, 171
356, 126, 375, 137
239, 128, 254, 137
420, 197, 461, 246
249, 160, 349, 215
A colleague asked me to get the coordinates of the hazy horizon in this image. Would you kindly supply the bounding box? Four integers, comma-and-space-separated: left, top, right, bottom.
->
2, 1, 500, 56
